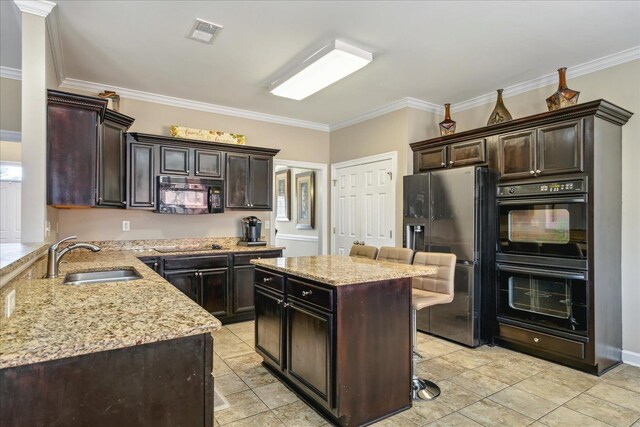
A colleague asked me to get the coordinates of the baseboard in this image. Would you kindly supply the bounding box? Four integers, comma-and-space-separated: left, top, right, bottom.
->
622, 350, 640, 367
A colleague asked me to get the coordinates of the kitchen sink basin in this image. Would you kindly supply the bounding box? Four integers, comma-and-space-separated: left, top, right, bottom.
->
63, 268, 142, 285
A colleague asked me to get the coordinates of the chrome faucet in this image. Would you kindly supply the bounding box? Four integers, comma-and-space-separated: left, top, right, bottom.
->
46, 236, 101, 278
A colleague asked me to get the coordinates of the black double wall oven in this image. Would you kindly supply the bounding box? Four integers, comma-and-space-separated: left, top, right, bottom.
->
496, 177, 588, 336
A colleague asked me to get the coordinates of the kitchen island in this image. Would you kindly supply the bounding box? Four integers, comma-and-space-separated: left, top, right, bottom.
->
251, 255, 437, 427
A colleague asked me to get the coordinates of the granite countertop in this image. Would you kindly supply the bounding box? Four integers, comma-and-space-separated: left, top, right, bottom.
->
0, 251, 222, 369
252, 255, 438, 286
0, 243, 49, 286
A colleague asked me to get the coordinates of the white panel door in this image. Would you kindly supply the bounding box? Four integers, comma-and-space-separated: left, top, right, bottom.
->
0, 181, 21, 243
333, 158, 394, 254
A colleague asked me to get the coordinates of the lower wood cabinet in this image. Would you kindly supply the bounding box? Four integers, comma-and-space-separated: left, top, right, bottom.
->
164, 270, 200, 303
200, 268, 228, 317
255, 284, 285, 369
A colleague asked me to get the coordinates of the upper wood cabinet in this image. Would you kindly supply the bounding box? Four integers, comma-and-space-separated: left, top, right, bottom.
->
47, 90, 107, 207
498, 129, 537, 180
127, 142, 155, 208
226, 154, 273, 210
160, 146, 190, 176
416, 146, 447, 172
98, 110, 135, 207
449, 139, 486, 167
194, 149, 223, 178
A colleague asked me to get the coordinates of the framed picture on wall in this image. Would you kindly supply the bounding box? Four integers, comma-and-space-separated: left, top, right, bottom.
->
295, 171, 315, 230
275, 169, 291, 221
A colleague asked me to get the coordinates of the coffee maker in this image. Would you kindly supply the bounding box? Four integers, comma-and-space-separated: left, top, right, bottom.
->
239, 216, 266, 246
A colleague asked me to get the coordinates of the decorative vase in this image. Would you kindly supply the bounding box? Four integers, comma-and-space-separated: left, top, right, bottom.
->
546, 67, 580, 111
439, 103, 456, 136
487, 89, 513, 125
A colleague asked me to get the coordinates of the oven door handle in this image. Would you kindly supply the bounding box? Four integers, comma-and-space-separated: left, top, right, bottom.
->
496, 263, 586, 280
497, 196, 586, 205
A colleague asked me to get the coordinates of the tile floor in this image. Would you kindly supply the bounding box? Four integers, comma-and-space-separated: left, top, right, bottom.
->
213, 321, 640, 426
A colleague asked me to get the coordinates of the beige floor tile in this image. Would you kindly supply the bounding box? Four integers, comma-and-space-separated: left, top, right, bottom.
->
214, 354, 234, 377
564, 393, 640, 427
253, 381, 299, 409
224, 352, 264, 373
459, 399, 534, 427
603, 370, 640, 394
585, 382, 640, 412
237, 365, 279, 389
215, 340, 255, 359
224, 410, 284, 427
536, 364, 601, 392
272, 400, 327, 427
441, 349, 494, 370
434, 380, 483, 412
371, 412, 418, 426
621, 365, 640, 378
399, 400, 457, 426
226, 321, 255, 334
448, 370, 510, 398
216, 373, 250, 396
416, 340, 461, 360
513, 374, 581, 405
539, 406, 610, 427
215, 390, 269, 425
425, 412, 481, 426
416, 357, 468, 381
488, 386, 559, 419
473, 360, 538, 385
234, 330, 255, 346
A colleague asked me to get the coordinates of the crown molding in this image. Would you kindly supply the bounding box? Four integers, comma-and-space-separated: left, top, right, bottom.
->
45, 7, 66, 85
451, 45, 640, 113
0, 66, 22, 80
0, 130, 22, 142
329, 97, 442, 131
59, 78, 331, 132
13, 0, 56, 17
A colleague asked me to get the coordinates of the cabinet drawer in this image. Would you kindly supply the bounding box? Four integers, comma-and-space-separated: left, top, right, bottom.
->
234, 251, 282, 266
255, 268, 284, 292
163, 255, 229, 271
287, 279, 333, 311
499, 323, 585, 359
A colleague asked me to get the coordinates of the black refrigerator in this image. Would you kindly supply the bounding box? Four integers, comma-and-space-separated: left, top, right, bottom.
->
403, 165, 494, 347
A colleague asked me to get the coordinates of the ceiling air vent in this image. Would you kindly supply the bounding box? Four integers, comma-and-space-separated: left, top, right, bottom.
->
187, 19, 223, 44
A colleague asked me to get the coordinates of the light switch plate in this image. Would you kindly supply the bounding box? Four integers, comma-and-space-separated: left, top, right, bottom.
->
264, 220, 270, 230
122, 221, 130, 231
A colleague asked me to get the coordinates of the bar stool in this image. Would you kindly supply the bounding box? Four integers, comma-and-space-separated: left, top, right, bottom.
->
349, 244, 379, 260
376, 246, 414, 264
410, 252, 456, 400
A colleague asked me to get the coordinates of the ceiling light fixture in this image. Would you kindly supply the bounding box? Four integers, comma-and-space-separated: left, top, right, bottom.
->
270, 40, 373, 101
187, 18, 222, 44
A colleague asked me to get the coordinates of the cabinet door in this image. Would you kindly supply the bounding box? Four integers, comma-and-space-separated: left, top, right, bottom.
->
226, 154, 250, 208
164, 270, 198, 303
255, 285, 285, 370
200, 268, 228, 317
498, 129, 536, 180
233, 265, 255, 314
249, 155, 273, 209
417, 146, 447, 172
286, 301, 333, 407
537, 120, 583, 176
160, 146, 190, 176
449, 139, 486, 167
97, 121, 125, 207
139, 257, 160, 273
194, 149, 223, 178
129, 142, 155, 208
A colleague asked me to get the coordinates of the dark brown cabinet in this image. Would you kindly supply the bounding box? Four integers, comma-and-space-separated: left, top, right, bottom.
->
255, 284, 285, 369
449, 138, 486, 167
226, 154, 273, 209
231, 250, 283, 319
164, 270, 200, 303
98, 110, 135, 207
160, 146, 190, 176
200, 268, 229, 317
416, 146, 447, 172
497, 120, 583, 180
128, 142, 156, 208
195, 149, 223, 178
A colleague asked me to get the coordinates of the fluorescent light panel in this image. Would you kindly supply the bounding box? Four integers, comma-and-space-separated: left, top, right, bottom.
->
270, 40, 373, 100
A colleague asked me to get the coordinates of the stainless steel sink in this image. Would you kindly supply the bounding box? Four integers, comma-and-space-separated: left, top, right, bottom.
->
63, 268, 142, 285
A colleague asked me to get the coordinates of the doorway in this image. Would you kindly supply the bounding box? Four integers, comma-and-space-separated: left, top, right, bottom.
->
331, 151, 397, 254
270, 160, 328, 256
0, 162, 22, 243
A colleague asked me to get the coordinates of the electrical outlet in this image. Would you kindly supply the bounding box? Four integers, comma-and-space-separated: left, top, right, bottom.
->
264, 220, 270, 230
5, 289, 16, 318
45, 221, 51, 238
122, 221, 130, 231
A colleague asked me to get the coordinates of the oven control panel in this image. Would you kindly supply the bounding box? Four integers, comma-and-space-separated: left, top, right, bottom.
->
497, 179, 585, 197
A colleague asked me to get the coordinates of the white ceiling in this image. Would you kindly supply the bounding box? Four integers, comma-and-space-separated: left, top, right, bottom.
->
2, 1, 640, 126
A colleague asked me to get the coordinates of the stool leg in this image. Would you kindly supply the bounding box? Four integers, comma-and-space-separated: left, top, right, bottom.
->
411, 308, 441, 401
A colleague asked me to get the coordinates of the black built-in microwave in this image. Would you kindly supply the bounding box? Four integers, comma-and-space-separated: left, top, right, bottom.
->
156, 176, 224, 214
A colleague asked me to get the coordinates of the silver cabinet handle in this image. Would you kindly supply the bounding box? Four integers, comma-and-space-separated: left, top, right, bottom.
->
449, 160, 454, 165
440, 162, 445, 166
263, 277, 273, 283
536, 169, 541, 174
302, 290, 312, 297
530, 170, 535, 174
153, 262, 158, 268
276, 299, 282, 305
283, 302, 290, 308
533, 337, 540, 343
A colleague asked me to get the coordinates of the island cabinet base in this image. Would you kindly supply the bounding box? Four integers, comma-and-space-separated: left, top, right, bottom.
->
254, 268, 412, 427
0, 334, 213, 427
